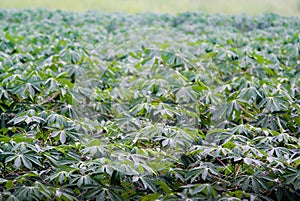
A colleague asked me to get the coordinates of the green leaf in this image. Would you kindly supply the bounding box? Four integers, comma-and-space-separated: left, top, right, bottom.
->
5, 180, 13, 190
251, 178, 260, 194
14, 156, 22, 169
21, 156, 32, 170
141, 193, 160, 201
157, 180, 171, 194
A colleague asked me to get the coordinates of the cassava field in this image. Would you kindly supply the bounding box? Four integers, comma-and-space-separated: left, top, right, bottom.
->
0, 9, 300, 201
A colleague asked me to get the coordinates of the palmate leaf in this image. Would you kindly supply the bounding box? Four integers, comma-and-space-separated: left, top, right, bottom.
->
132, 176, 157, 193
110, 163, 139, 176
84, 184, 124, 201
235, 174, 270, 194
46, 113, 67, 127
152, 102, 180, 120
115, 114, 143, 131
284, 168, 300, 190
9, 79, 42, 100
182, 183, 217, 198
70, 174, 96, 188
4, 152, 42, 170
258, 95, 289, 113
14, 185, 44, 201
185, 163, 219, 182
48, 171, 71, 185
238, 85, 262, 102
175, 86, 199, 103
82, 145, 108, 158
9, 115, 45, 125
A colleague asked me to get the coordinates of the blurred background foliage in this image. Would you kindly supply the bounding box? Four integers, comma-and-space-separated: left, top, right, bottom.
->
1, 0, 300, 16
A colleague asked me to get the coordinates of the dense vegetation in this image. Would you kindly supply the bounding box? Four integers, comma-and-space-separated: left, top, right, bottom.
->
0, 9, 299, 201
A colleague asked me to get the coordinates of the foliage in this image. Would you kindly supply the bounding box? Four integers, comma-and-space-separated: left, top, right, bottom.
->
0, 9, 300, 201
